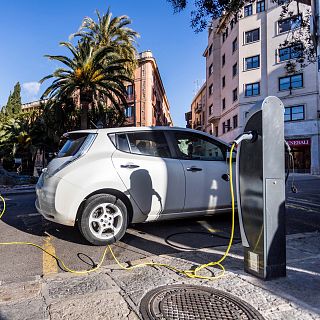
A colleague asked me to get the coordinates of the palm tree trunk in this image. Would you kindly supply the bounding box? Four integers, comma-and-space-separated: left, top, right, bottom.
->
80, 104, 89, 129
80, 89, 91, 129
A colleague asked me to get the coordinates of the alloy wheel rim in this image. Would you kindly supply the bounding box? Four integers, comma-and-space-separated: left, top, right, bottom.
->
88, 202, 123, 240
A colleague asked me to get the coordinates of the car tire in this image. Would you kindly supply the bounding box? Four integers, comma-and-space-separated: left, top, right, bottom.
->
78, 194, 128, 246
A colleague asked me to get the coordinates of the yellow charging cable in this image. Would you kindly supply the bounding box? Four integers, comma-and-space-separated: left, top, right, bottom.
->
0, 143, 236, 279
0, 194, 6, 220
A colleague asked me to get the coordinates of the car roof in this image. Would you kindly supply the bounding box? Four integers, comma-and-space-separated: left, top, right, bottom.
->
68, 126, 230, 146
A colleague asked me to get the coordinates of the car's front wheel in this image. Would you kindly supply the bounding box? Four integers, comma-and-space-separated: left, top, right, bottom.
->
78, 194, 128, 246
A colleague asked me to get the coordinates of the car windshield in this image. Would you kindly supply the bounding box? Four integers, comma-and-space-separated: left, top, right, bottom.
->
57, 133, 89, 158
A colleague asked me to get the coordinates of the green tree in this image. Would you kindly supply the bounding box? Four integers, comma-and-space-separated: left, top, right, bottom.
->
0, 110, 47, 173
72, 8, 139, 77
3, 82, 22, 115
40, 40, 132, 129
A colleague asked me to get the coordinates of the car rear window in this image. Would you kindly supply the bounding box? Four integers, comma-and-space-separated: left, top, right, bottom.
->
57, 133, 89, 158
116, 134, 130, 153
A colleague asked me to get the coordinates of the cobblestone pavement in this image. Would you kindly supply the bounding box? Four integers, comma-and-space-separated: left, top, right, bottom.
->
0, 231, 319, 320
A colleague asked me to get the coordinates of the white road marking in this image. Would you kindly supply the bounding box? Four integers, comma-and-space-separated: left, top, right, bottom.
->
288, 198, 320, 208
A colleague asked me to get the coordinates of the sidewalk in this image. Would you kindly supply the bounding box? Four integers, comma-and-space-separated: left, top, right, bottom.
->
0, 231, 319, 320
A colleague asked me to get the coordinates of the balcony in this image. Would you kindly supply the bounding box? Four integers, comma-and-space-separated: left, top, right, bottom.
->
185, 111, 192, 121
126, 94, 134, 102
194, 120, 202, 130
208, 114, 221, 123
195, 103, 203, 114
123, 116, 134, 127
208, 107, 221, 123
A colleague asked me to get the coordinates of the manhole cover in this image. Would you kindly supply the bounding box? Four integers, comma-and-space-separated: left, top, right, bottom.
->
140, 285, 265, 320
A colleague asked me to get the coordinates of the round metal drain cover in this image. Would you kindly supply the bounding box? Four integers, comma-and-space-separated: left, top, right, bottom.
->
140, 285, 265, 320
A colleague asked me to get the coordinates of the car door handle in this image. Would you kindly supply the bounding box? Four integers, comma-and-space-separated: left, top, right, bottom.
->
120, 164, 140, 169
186, 166, 202, 172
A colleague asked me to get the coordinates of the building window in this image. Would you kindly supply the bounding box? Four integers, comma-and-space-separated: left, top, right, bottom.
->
245, 55, 260, 70
223, 120, 231, 133
227, 119, 231, 131
222, 54, 226, 66
222, 27, 229, 42
230, 16, 238, 30
278, 45, 303, 62
126, 85, 133, 96
209, 44, 213, 55
209, 84, 213, 95
215, 126, 218, 137
209, 104, 213, 115
124, 105, 133, 117
233, 88, 238, 102
232, 37, 238, 53
222, 76, 226, 88
233, 115, 238, 128
245, 28, 260, 44
233, 63, 238, 77
279, 74, 303, 91
209, 64, 213, 76
284, 105, 304, 121
244, 4, 253, 17
245, 82, 260, 96
256, 0, 265, 13
278, 15, 302, 34
222, 98, 226, 110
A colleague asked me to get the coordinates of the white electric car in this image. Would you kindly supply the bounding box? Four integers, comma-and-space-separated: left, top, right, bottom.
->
36, 127, 234, 245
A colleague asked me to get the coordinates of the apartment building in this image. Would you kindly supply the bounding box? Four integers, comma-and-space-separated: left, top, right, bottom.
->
188, 83, 207, 131
123, 51, 172, 127
187, 0, 320, 174
22, 51, 173, 128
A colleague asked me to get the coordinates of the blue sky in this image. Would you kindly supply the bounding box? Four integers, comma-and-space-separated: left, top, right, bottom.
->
0, 0, 207, 127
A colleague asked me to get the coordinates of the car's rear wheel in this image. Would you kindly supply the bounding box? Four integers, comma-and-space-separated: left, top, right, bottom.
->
78, 194, 128, 246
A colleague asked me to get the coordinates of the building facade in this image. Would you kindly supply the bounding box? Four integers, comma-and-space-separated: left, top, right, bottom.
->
22, 51, 173, 128
123, 51, 172, 127
188, 83, 207, 131
187, 0, 320, 174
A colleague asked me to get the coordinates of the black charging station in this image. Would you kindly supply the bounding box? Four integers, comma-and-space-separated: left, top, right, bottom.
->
236, 96, 286, 280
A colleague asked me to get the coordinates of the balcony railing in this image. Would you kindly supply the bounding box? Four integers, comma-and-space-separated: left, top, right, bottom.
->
126, 94, 134, 101
195, 103, 202, 114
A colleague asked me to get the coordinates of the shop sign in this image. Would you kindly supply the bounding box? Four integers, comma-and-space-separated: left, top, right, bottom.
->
287, 139, 311, 147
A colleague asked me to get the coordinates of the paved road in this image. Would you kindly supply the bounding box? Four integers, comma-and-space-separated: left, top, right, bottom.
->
0, 174, 319, 283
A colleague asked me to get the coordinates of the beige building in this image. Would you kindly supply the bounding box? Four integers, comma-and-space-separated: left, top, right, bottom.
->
22, 51, 172, 127
123, 51, 172, 127
187, 83, 207, 131
187, 0, 320, 174
21, 100, 43, 113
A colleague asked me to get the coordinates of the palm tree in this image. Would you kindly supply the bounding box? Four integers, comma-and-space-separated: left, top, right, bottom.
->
72, 8, 139, 77
40, 40, 132, 129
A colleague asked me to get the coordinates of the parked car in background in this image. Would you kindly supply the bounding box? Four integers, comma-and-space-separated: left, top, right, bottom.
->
36, 127, 234, 245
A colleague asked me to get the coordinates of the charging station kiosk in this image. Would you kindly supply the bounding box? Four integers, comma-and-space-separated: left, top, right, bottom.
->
236, 96, 286, 280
